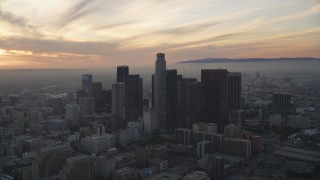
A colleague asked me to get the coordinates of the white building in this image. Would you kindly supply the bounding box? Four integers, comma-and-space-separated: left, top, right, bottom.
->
81, 134, 115, 154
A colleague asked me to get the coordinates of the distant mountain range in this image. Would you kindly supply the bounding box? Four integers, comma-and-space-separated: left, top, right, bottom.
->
178, 57, 320, 63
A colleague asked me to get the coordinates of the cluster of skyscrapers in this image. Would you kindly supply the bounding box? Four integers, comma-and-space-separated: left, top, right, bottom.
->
77, 53, 243, 135
150, 53, 242, 133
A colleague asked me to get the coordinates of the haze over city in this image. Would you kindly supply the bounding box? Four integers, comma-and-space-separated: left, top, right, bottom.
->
0, 0, 320, 68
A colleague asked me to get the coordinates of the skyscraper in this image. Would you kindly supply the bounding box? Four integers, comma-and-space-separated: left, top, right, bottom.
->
161, 69, 178, 130
92, 82, 103, 111
59, 155, 93, 180
201, 69, 241, 133
82, 74, 93, 95
32, 145, 70, 180
124, 75, 143, 122
92, 82, 102, 99
186, 82, 205, 128
66, 104, 80, 129
153, 53, 166, 128
117, 65, 129, 83
112, 82, 125, 118
79, 97, 95, 116
201, 69, 228, 133
177, 78, 197, 128
228, 72, 241, 111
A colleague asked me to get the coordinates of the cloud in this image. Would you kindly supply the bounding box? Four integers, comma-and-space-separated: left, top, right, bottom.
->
91, 21, 138, 30
57, 0, 100, 27
272, 4, 320, 24
0, 37, 118, 56
0, 7, 41, 36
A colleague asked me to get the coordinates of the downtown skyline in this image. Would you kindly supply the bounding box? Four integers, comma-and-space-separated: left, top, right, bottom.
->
0, 0, 320, 69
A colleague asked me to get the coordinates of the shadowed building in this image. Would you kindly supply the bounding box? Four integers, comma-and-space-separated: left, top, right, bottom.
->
112, 83, 125, 118
32, 145, 70, 180
187, 82, 205, 128
124, 75, 143, 122
177, 78, 197, 128
117, 66, 129, 83
201, 69, 228, 133
201, 69, 241, 133
82, 74, 93, 95
272, 93, 291, 113
60, 155, 93, 180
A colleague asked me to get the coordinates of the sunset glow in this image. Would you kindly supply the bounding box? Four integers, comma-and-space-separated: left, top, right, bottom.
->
0, 0, 320, 68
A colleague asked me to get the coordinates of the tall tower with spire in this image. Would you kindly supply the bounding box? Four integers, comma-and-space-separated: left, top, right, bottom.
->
153, 53, 166, 129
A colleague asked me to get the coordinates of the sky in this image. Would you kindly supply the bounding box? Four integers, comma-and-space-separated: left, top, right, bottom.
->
0, 0, 320, 69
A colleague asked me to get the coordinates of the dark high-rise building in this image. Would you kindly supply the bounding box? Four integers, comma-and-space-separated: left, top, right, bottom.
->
102, 89, 112, 113
79, 97, 95, 116
76, 90, 86, 103
92, 82, 103, 112
201, 69, 228, 133
272, 93, 291, 113
82, 74, 93, 95
92, 82, 102, 99
124, 75, 143, 122
228, 72, 241, 111
187, 82, 205, 128
177, 78, 197, 128
161, 69, 178, 130
102, 89, 112, 105
117, 66, 129, 83
153, 53, 166, 128
201, 69, 241, 133
32, 145, 70, 180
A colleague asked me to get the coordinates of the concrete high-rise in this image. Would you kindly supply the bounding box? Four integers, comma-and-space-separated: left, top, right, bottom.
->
117, 65, 129, 83
162, 70, 178, 130
124, 75, 143, 122
228, 72, 241, 111
32, 145, 70, 180
177, 78, 197, 128
92, 82, 102, 99
152, 53, 179, 131
92, 82, 103, 111
66, 104, 80, 129
186, 82, 205, 128
60, 155, 93, 180
82, 74, 93, 95
201, 69, 228, 133
272, 93, 291, 113
153, 53, 166, 127
79, 97, 95, 116
112, 82, 125, 118
201, 69, 241, 133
